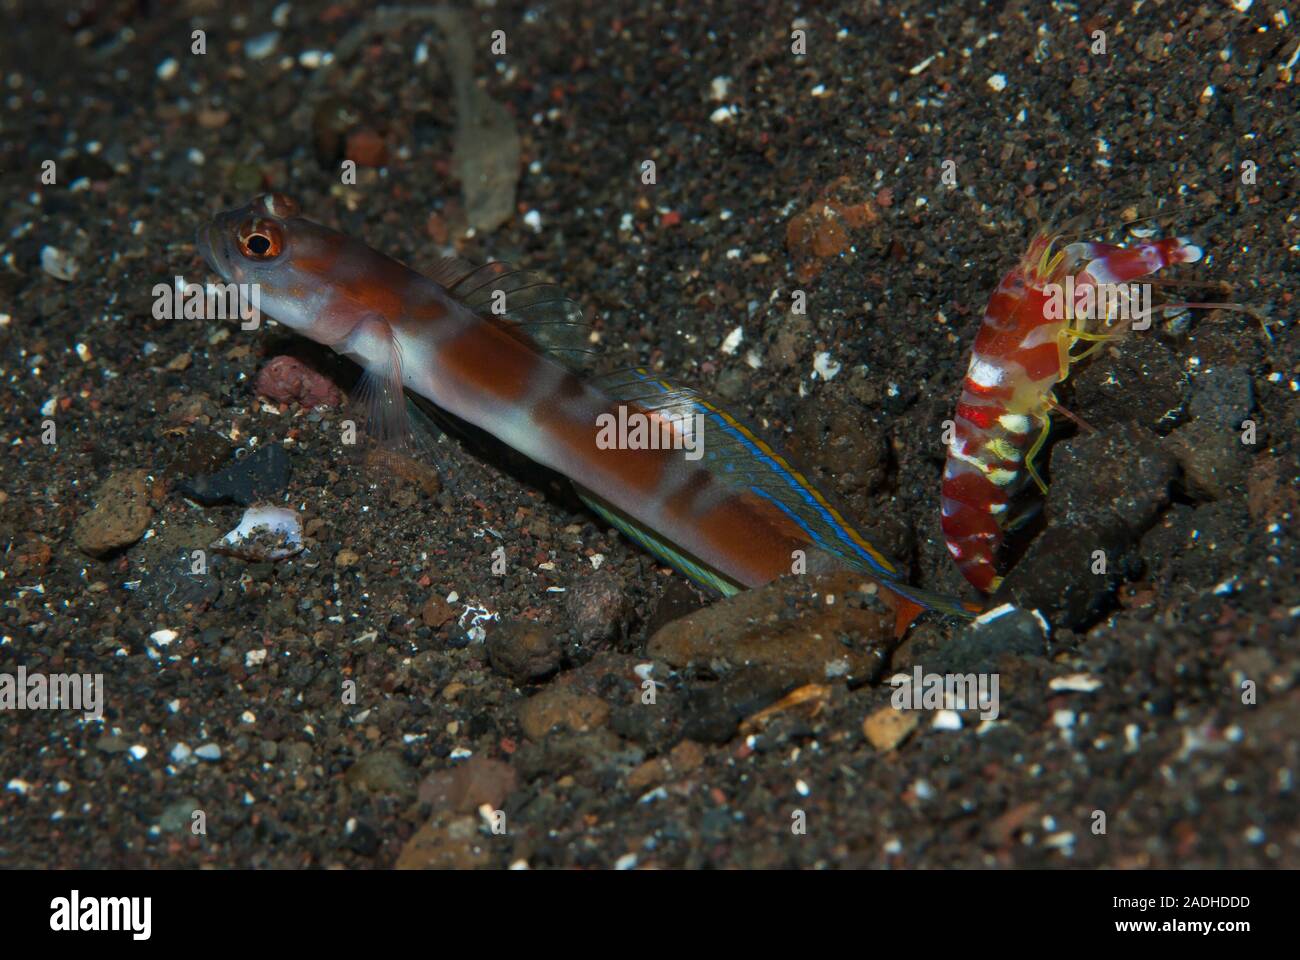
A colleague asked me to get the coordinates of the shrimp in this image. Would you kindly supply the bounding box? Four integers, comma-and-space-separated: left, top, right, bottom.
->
940, 222, 1217, 594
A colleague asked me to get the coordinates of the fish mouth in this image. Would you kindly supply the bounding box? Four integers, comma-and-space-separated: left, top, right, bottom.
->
194, 221, 223, 278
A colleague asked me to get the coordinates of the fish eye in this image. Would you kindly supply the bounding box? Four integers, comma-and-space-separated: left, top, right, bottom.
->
236, 218, 284, 260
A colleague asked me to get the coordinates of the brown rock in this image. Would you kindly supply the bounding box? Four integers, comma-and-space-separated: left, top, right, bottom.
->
518, 686, 610, 740
346, 127, 388, 167
73, 469, 154, 558
1168, 421, 1247, 501
647, 571, 896, 685
785, 176, 879, 282
625, 739, 706, 791
13, 536, 52, 574
565, 572, 632, 643
395, 816, 489, 870
487, 621, 561, 682
418, 756, 517, 814
345, 749, 416, 799
985, 802, 1040, 847
197, 107, 230, 129
790, 392, 891, 500
163, 430, 231, 480
626, 756, 670, 791
739, 683, 833, 734
1247, 455, 1300, 524
862, 706, 919, 751
669, 738, 705, 774
421, 596, 456, 628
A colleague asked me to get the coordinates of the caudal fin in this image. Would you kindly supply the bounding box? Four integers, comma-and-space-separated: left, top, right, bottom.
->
877, 578, 984, 637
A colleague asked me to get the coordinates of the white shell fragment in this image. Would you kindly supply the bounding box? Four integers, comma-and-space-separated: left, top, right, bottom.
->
213, 505, 304, 561
973, 602, 1018, 625
1049, 674, 1103, 693
40, 246, 80, 281
812, 351, 842, 381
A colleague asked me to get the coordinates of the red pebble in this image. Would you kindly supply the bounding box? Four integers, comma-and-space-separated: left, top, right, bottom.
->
345, 128, 388, 168
254, 356, 343, 408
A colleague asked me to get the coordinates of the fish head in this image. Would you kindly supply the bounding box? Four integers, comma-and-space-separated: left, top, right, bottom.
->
197, 193, 330, 336
197, 192, 298, 280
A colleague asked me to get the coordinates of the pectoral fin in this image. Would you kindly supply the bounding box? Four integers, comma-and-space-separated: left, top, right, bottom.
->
351, 333, 412, 451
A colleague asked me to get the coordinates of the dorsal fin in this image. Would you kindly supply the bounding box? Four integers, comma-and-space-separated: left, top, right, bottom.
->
588, 367, 907, 583
427, 257, 594, 368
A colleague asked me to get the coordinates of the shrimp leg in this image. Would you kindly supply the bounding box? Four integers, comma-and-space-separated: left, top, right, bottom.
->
1023, 416, 1052, 495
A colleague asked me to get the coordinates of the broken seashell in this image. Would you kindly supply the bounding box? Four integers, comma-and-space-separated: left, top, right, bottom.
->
213, 505, 303, 561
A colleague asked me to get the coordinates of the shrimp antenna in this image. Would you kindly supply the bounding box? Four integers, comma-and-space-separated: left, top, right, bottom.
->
1048, 193, 1225, 246
1146, 277, 1274, 342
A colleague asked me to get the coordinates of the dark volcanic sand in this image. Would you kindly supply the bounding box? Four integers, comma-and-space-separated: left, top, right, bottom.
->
1, 1, 1296, 869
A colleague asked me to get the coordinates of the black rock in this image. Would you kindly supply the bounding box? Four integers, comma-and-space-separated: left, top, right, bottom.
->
343, 819, 381, 857
936, 607, 1050, 675
1188, 364, 1254, 429
1070, 336, 1186, 430
179, 443, 291, 506
997, 426, 1176, 628
681, 666, 800, 744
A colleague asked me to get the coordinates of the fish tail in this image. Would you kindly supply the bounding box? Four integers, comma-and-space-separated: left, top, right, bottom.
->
582, 476, 980, 636
870, 576, 983, 637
